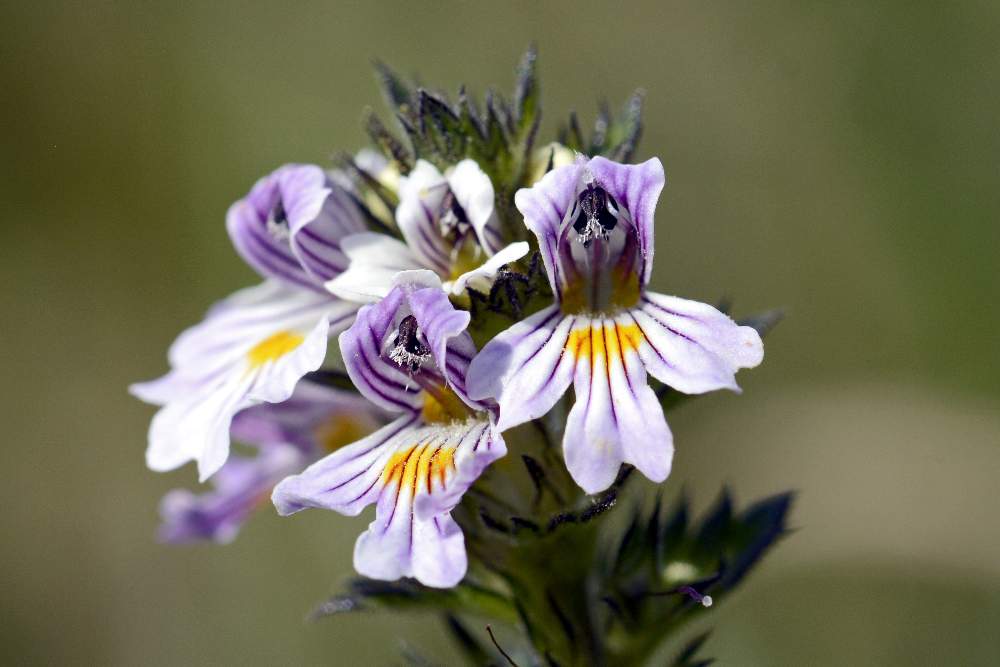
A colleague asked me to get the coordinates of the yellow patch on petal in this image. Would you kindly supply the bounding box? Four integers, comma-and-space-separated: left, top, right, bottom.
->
565, 321, 644, 365
314, 415, 374, 454
382, 443, 457, 494
246, 330, 304, 368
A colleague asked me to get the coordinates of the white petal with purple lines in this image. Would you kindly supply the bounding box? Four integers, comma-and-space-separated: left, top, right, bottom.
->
631, 293, 763, 394
467, 304, 577, 431
272, 415, 504, 588
325, 232, 426, 303
396, 160, 453, 276
446, 158, 501, 254
131, 281, 356, 481
562, 317, 673, 493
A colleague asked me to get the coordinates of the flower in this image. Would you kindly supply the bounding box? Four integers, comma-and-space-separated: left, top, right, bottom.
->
326, 159, 529, 302
131, 164, 361, 481
272, 280, 506, 587
158, 382, 386, 543
467, 156, 764, 493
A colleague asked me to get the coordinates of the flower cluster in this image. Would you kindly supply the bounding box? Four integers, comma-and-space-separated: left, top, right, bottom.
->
131, 54, 764, 592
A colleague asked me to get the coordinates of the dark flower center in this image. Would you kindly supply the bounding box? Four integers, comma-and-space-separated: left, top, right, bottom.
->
266, 198, 290, 242
438, 190, 472, 238
573, 185, 618, 247
389, 315, 431, 372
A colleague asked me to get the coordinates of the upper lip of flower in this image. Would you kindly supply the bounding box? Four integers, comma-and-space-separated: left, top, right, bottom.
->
227, 163, 367, 293
324, 159, 530, 304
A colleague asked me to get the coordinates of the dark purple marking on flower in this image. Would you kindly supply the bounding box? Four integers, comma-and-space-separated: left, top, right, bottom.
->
388, 315, 432, 371
437, 189, 472, 238
574, 184, 619, 246
266, 198, 290, 242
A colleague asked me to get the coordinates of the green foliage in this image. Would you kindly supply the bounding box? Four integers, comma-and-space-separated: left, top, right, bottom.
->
557, 91, 645, 163
314, 466, 792, 665
596, 490, 794, 664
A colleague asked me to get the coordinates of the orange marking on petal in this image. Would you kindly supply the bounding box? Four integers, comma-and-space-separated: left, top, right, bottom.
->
381, 443, 457, 496
246, 330, 304, 368
420, 445, 456, 494
566, 324, 593, 361
567, 320, 645, 365
615, 322, 644, 356
402, 443, 425, 497
382, 444, 418, 486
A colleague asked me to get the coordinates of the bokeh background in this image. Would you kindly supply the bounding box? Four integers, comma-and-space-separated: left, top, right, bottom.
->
3, 1, 999, 664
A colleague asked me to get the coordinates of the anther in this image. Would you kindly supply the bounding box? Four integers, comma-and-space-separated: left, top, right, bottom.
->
438, 190, 471, 237
266, 199, 290, 242
574, 185, 618, 246
388, 315, 431, 372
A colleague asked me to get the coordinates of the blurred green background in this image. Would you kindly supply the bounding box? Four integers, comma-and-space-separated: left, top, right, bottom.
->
3, 1, 999, 664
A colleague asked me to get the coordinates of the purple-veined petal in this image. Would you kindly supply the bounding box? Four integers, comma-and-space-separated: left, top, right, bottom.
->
587, 157, 665, 287
160, 382, 388, 544
159, 442, 306, 544
325, 232, 426, 303
226, 165, 329, 291
273, 414, 500, 588
466, 304, 577, 431
412, 420, 505, 520
396, 160, 452, 275
630, 292, 763, 394
514, 159, 586, 299
562, 316, 674, 493
338, 289, 424, 414
271, 414, 422, 516
131, 281, 352, 481
446, 158, 502, 254
272, 415, 500, 520
355, 506, 467, 588
450, 241, 530, 296
288, 176, 367, 282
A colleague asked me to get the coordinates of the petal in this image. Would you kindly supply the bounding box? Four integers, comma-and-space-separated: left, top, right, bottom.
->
133, 281, 347, 481
354, 509, 466, 588
406, 286, 472, 382
446, 158, 502, 254
412, 421, 505, 520
395, 160, 452, 275
271, 414, 422, 516
450, 241, 530, 296
562, 317, 674, 493
587, 157, 665, 287
245, 313, 331, 405
158, 443, 306, 544
273, 416, 501, 520
514, 160, 587, 299
466, 305, 577, 431
325, 232, 424, 303
338, 289, 424, 414
230, 381, 385, 453
226, 165, 328, 291
287, 174, 367, 282
629, 293, 763, 394
273, 415, 500, 588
